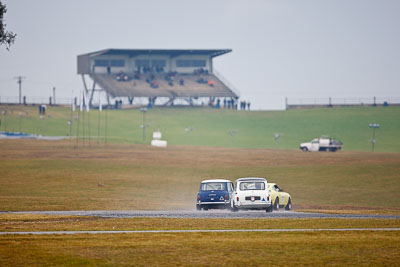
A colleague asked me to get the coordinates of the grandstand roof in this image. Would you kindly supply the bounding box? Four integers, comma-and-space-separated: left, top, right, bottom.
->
80, 48, 232, 58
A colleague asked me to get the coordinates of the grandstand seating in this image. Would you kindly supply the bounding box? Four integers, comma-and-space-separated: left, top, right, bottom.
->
90, 73, 237, 98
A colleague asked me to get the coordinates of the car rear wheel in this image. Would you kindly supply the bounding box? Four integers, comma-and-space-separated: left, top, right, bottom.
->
196, 204, 201, 211
274, 198, 279, 211
285, 198, 292, 211
231, 205, 238, 212
266, 205, 273, 213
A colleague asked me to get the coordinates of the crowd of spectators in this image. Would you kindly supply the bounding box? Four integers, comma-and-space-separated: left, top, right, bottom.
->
193, 68, 209, 75
116, 71, 131, 82
196, 75, 214, 87
114, 99, 123, 109
240, 101, 251, 110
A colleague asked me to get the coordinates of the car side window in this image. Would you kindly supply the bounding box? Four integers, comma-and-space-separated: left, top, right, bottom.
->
274, 185, 280, 192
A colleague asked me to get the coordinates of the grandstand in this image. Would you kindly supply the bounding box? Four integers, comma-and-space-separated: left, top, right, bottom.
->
77, 49, 239, 107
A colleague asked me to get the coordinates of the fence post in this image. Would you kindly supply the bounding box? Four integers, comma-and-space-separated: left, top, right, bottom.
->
285, 97, 288, 110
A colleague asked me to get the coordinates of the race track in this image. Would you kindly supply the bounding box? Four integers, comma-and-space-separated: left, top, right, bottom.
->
1, 228, 400, 235
5, 210, 400, 219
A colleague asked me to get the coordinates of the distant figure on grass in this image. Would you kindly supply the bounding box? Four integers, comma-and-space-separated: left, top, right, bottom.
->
247, 102, 250, 110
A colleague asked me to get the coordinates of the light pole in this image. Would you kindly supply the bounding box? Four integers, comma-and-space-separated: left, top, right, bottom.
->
369, 123, 380, 152
140, 107, 147, 142
185, 127, 194, 145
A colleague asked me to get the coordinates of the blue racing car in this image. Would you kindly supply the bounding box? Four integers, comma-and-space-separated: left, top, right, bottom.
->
196, 179, 234, 210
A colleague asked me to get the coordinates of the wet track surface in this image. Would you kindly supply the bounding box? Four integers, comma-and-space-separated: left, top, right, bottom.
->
5, 210, 400, 219
2, 228, 400, 235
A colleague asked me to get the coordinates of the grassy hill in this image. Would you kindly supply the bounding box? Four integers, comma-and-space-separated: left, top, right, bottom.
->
1, 105, 399, 152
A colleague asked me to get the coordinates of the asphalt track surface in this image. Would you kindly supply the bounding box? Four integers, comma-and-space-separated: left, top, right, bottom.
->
1, 228, 400, 235
4, 210, 400, 219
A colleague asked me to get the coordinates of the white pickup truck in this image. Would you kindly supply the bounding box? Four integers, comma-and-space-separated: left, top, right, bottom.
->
300, 137, 342, 152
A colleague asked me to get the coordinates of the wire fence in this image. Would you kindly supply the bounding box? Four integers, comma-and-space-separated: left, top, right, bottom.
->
0, 96, 73, 105
285, 96, 400, 109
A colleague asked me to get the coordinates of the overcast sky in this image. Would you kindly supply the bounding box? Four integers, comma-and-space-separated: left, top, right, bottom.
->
1, 0, 399, 110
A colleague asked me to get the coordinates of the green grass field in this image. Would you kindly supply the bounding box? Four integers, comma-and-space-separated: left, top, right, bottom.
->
1, 105, 399, 152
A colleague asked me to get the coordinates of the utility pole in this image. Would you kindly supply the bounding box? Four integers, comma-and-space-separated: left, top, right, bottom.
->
53, 87, 56, 105
14, 76, 26, 104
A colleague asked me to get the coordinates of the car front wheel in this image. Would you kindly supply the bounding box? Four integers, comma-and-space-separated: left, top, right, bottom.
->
274, 198, 279, 211
285, 198, 292, 211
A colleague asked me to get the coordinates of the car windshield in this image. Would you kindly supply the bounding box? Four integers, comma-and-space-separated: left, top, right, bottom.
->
201, 182, 226, 191
239, 182, 265, 190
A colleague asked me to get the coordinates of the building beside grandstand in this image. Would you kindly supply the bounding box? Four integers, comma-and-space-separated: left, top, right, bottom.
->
77, 49, 239, 107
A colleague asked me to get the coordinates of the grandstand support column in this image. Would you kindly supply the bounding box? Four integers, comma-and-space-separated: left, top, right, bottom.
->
183, 98, 194, 106
106, 94, 111, 108
163, 97, 176, 106
81, 74, 89, 95
88, 80, 96, 108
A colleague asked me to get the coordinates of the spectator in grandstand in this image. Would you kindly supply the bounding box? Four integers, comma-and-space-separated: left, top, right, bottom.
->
208, 80, 214, 87
197, 75, 207, 84
179, 78, 184, 86
107, 65, 111, 74
151, 81, 159, 89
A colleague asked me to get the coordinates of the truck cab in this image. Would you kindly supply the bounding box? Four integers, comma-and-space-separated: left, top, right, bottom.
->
300, 137, 342, 152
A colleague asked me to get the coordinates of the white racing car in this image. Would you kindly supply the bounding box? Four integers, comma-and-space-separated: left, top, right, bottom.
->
231, 177, 273, 212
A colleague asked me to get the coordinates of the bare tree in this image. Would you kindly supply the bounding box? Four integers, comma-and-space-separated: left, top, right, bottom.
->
0, 1, 16, 50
